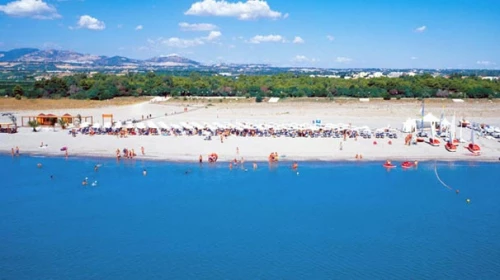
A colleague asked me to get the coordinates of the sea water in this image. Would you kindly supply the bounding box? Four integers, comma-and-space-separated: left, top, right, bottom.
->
1, 155, 499, 280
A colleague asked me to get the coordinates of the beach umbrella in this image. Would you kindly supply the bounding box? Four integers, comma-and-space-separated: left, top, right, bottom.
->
191, 122, 202, 129
113, 122, 122, 129
80, 122, 91, 127
103, 122, 112, 129
147, 121, 158, 129
157, 121, 168, 129
126, 123, 134, 129
136, 123, 146, 129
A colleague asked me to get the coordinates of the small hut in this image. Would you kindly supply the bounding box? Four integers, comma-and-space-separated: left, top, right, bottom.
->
61, 113, 73, 124
37, 113, 58, 126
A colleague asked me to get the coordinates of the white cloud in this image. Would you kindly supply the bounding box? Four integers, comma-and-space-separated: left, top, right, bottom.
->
410, 56, 418, 60
146, 30, 222, 49
77, 15, 105, 30
476, 60, 496, 66
135, 25, 143, 31
161, 37, 205, 48
326, 35, 335, 41
206, 30, 222, 40
185, 0, 284, 20
291, 55, 317, 63
0, 0, 60, 19
179, 22, 218, 31
414, 25, 426, 33
249, 34, 285, 44
336, 57, 352, 64
293, 36, 304, 44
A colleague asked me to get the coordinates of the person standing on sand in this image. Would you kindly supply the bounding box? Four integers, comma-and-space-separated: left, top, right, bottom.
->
199, 155, 203, 163
141, 146, 145, 155
339, 141, 343, 151
15, 146, 20, 156
65, 149, 68, 158
236, 147, 239, 155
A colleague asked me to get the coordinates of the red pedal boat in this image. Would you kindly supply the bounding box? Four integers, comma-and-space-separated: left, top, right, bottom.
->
383, 161, 396, 168
445, 142, 457, 152
401, 161, 416, 168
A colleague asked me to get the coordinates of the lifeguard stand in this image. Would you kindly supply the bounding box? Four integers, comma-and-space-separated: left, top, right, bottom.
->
102, 114, 113, 125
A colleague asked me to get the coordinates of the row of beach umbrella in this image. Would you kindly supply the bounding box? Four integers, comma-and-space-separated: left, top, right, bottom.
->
79, 121, 367, 132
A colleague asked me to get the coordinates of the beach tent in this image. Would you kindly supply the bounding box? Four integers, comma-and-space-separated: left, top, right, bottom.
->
423, 113, 440, 123
401, 118, 417, 133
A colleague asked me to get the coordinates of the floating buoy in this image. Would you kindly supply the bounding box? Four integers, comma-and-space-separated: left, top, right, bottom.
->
466, 198, 471, 204
297, 172, 299, 175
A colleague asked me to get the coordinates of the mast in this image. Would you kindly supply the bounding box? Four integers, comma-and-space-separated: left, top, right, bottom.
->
420, 99, 425, 133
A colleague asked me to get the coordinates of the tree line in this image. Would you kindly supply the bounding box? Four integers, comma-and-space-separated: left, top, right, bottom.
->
3, 72, 499, 100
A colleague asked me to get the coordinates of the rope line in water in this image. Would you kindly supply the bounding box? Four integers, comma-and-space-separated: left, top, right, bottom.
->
434, 161, 453, 191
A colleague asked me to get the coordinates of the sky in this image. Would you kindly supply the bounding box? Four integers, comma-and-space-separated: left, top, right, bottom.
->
0, 0, 499, 69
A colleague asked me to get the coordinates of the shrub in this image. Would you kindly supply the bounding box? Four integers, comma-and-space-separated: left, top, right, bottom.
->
15, 94, 22, 100
255, 95, 263, 103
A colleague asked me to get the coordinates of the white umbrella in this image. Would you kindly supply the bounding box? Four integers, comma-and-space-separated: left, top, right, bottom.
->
126, 123, 134, 129
147, 121, 158, 129
171, 124, 181, 130
80, 122, 90, 127
136, 123, 146, 129
113, 122, 122, 129
103, 122, 112, 128
92, 123, 101, 129
157, 122, 168, 129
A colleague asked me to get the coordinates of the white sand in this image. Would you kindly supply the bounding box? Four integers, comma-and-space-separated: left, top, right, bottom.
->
1, 100, 500, 162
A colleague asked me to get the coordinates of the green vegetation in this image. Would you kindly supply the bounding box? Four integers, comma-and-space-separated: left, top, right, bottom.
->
1, 72, 499, 100
27, 120, 39, 132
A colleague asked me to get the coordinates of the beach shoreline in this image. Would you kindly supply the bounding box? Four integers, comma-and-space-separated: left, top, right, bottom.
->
1, 100, 500, 164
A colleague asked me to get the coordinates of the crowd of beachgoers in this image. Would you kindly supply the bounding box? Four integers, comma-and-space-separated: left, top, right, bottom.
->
69, 121, 404, 140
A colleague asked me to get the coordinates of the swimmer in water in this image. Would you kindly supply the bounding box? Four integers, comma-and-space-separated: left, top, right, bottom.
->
456, 189, 460, 194
50, 175, 54, 180
82, 177, 88, 186
253, 162, 258, 170
143, 169, 147, 176
292, 162, 298, 170
94, 165, 99, 172
37, 163, 42, 168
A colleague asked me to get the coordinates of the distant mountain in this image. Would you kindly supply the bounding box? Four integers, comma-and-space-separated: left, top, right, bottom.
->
145, 55, 200, 66
94, 56, 141, 66
0, 48, 39, 61
19, 49, 101, 64
0, 48, 200, 67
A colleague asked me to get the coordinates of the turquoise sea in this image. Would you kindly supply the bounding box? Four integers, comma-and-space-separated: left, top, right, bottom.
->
1, 155, 500, 279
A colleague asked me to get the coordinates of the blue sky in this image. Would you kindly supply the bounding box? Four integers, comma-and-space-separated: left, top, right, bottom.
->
0, 0, 499, 69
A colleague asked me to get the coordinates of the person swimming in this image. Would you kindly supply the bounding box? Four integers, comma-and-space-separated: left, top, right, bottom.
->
143, 169, 147, 176
292, 162, 298, 170
37, 163, 42, 168
82, 177, 88, 186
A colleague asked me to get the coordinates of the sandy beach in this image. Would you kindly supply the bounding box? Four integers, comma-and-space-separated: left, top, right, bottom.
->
1, 98, 500, 162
